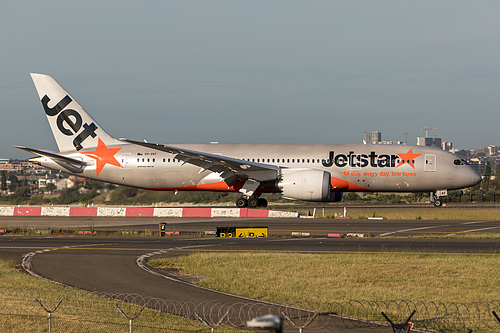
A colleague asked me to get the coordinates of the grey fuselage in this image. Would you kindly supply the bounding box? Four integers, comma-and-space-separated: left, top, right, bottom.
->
34, 142, 482, 194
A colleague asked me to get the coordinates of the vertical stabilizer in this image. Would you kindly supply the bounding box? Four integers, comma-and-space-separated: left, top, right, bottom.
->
30, 73, 121, 152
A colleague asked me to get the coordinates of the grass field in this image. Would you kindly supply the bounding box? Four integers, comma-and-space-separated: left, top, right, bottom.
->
322, 206, 500, 220
149, 251, 500, 305
0, 261, 204, 332
3, 249, 500, 332
0, 261, 56, 289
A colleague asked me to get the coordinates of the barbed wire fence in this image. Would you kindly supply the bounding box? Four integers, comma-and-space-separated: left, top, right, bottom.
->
1, 287, 500, 332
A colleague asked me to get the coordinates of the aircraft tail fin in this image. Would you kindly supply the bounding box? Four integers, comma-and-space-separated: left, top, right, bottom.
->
30, 73, 121, 153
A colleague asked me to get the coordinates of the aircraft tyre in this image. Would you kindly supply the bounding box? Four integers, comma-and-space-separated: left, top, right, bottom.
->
247, 197, 259, 208
236, 198, 248, 208
258, 198, 268, 208
434, 199, 442, 207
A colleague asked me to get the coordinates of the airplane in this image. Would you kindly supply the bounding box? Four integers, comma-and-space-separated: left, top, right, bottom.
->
16, 73, 482, 208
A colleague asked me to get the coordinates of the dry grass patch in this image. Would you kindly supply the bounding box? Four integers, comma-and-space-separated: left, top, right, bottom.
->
325, 207, 500, 220
0, 261, 207, 332
0, 261, 59, 289
149, 252, 500, 304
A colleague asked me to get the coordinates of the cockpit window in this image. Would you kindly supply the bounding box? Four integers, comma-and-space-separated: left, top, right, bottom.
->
454, 159, 469, 165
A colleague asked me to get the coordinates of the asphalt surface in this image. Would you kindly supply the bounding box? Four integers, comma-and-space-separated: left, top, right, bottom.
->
1, 216, 499, 332
3, 215, 500, 237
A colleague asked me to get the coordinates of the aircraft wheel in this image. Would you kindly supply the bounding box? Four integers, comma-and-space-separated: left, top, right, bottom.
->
236, 198, 248, 208
248, 197, 259, 208
434, 199, 442, 207
258, 198, 268, 207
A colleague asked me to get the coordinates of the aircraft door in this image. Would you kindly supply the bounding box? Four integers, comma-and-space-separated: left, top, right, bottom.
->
424, 154, 436, 172
120, 153, 131, 170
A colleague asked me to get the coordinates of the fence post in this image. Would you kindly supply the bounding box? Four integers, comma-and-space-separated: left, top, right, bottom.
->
381, 310, 415, 333
282, 311, 318, 333
36, 297, 64, 333
195, 310, 229, 333
493, 311, 500, 324
116, 304, 145, 333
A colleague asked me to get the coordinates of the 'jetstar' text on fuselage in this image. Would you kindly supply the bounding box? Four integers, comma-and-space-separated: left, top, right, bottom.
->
322, 151, 411, 168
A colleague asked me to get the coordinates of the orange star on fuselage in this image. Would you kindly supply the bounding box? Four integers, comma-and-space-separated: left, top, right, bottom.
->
396, 149, 421, 169
81, 138, 122, 176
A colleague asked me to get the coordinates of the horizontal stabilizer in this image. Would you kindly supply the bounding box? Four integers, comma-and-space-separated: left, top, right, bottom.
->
14, 146, 89, 166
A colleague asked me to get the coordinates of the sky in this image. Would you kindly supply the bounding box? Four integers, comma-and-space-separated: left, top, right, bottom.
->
2, 1, 500, 159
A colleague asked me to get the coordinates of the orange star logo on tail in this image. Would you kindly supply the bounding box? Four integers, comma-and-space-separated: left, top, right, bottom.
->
396, 149, 421, 169
81, 138, 122, 176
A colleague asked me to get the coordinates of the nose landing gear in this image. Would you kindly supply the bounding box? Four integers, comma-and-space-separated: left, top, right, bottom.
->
432, 190, 447, 207
433, 198, 443, 207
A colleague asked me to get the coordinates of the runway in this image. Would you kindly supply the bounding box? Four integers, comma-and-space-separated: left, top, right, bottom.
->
1, 216, 499, 332
2, 215, 500, 237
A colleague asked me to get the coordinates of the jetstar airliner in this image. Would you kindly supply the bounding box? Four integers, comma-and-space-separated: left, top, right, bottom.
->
16, 74, 481, 208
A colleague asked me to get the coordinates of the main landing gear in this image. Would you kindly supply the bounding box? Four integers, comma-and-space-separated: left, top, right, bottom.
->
236, 196, 268, 208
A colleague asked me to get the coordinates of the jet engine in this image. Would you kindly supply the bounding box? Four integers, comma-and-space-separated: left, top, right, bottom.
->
278, 169, 331, 201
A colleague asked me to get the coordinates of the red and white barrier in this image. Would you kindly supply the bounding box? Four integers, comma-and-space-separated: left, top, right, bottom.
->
0, 206, 299, 218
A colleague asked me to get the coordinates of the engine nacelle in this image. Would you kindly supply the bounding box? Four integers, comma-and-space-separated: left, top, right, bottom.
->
278, 169, 331, 201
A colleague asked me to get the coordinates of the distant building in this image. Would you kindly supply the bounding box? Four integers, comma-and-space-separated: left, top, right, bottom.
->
441, 141, 453, 151
363, 131, 381, 144
417, 137, 442, 149
0, 160, 23, 172
379, 140, 403, 145
468, 158, 487, 175
487, 145, 499, 156
474, 147, 487, 156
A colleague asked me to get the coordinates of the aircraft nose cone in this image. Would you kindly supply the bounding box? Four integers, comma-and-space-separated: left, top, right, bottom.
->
471, 169, 482, 186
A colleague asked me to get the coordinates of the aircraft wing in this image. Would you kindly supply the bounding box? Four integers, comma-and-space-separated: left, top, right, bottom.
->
14, 146, 89, 166
125, 140, 279, 185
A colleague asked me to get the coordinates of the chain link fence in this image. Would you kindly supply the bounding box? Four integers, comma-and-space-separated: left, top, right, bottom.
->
1, 287, 500, 332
